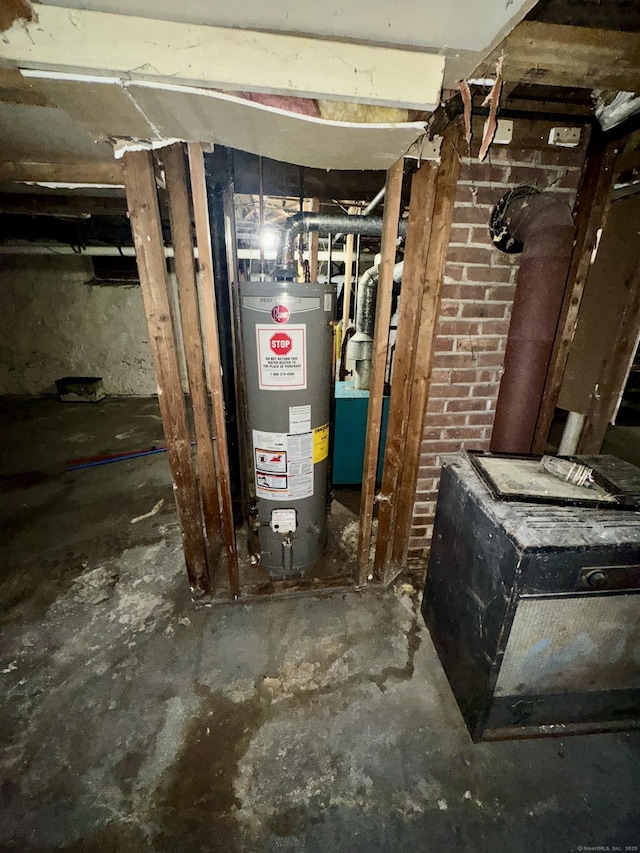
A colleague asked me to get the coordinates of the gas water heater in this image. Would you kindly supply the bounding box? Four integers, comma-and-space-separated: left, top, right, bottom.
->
239, 281, 336, 577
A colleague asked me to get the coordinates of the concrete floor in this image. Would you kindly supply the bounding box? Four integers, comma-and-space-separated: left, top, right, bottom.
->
1, 397, 639, 852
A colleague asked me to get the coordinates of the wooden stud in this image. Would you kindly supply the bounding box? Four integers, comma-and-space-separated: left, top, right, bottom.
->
373, 160, 439, 583
307, 197, 320, 280
532, 131, 621, 454
341, 233, 355, 329
579, 264, 640, 453
187, 143, 240, 598
163, 144, 221, 547
390, 121, 464, 568
356, 158, 404, 584
122, 149, 210, 595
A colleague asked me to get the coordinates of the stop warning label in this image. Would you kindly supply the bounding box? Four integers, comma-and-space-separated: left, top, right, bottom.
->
256, 324, 307, 390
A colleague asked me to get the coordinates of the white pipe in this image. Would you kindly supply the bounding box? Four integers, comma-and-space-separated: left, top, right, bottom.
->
558, 411, 586, 456
0, 244, 352, 261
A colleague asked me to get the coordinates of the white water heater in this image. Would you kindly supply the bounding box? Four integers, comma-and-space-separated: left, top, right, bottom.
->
239, 281, 336, 577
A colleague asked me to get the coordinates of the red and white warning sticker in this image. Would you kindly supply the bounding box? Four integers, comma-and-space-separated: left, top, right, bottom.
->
255, 448, 287, 474
256, 324, 306, 390
253, 429, 313, 501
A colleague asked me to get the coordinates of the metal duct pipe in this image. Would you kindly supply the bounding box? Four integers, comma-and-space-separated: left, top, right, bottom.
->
275, 211, 407, 277
362, 185, 387, 216
334, 185, 386, 242
489, 187, 575, 454
347, 261, 404, 390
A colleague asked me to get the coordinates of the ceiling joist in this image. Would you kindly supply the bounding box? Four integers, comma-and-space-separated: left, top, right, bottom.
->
484, 22, 640, 92
0, 161, 124, 186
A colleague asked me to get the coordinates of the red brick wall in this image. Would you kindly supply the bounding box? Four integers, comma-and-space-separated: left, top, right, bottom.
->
407, 125, 588, 560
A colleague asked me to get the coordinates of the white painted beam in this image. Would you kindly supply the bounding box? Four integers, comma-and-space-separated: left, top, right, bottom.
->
0, 5, 444, 109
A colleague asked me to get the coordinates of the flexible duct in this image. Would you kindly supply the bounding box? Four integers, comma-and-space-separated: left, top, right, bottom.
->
489, 187, 575, 454
347, 261, 404, 390
274, 211, 407, 277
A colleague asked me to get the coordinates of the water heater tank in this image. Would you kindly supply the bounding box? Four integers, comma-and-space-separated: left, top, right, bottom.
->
239, 281, 336, 576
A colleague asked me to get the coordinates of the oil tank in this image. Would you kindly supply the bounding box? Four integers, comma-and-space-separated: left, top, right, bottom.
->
239, 281, 336, 576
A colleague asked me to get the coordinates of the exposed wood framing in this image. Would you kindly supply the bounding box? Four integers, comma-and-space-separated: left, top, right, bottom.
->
0, 67, 49, 106
486, 21, 640, 91
163, 143, 221, 548
532, 131, 622, 453
187, 142, 240, 598
307, 198, 320, 280
390, 121, 464, 568
0, 161, 124, 185
579, 264, 640, 453
122, 149, 210, 595
0, 193, 127, 217
341, 232, 355, 331
373, 160, 439, 583
356, 158, 404, 584
0, 0, 35, 34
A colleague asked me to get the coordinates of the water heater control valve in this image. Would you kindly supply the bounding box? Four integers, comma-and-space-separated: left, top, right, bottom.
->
270, 508, 297, 534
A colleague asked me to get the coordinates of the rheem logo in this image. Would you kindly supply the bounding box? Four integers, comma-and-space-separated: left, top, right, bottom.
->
270, 332, 292, 355
271, 304, 290, 324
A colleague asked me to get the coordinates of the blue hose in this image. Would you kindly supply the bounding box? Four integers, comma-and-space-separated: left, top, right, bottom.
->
67, 447, 168, 471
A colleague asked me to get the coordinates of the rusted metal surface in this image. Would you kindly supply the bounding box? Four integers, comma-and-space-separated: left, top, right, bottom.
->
490, 192, 575, 454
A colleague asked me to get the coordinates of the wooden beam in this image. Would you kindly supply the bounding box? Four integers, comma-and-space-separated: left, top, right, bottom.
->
356, 158, 404, 585
0, 161, 124, 185
390, 121, 464, 568
163, 143, 222, 550
122, 149, 210, 595
0, 0, 35, 34
0, 67, 49, 106
0, 4, 444, 109
373, 160, 439, 583
532, 131, 621, 453
490, 21, 640, 91
187, 142, 240, 598
579, 264, 640, 453
0, 193, 127, 217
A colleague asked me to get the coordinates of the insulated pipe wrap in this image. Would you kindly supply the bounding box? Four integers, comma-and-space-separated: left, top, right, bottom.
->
490, 191, 575, 454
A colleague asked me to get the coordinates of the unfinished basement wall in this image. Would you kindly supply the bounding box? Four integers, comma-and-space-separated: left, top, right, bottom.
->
407, 121, 589, 561
0, 255, 157, 396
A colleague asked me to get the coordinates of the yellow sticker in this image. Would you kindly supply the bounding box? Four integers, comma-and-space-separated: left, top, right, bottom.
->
313, 423, 330, 464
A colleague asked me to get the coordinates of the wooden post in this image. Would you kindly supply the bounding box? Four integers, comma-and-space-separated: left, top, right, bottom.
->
356, 158, 404, 584
163, 144, 221, 547
579, 264, 640, 453
373, 160, 439, 583
307, 197, 320, 280
187, 143, 240, 598
342, 230, 355, 332
390, 122, 464, 568
532, 130, 621, 453
122, 149, 210, 594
